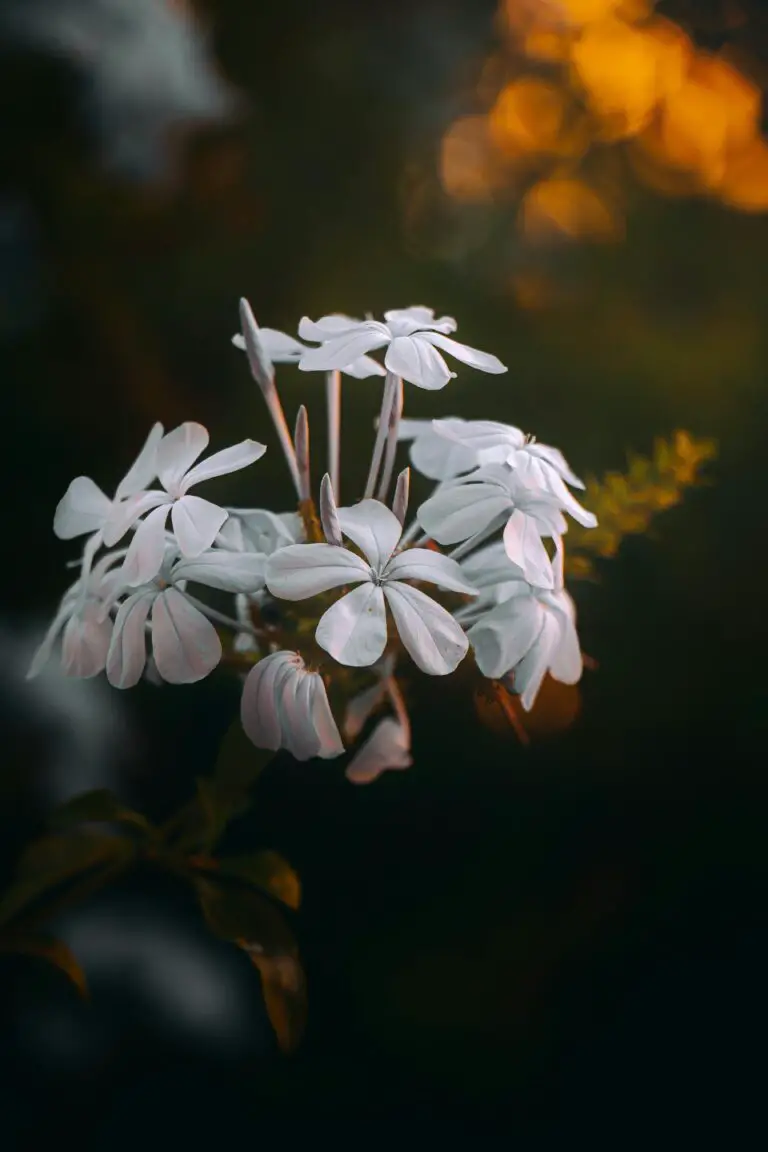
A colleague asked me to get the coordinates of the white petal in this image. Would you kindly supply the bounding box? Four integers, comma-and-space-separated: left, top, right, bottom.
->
384, 335, 453, 390
460, 540, 524, 587
386, 549, 477, 595
53, 477, 112, 540
61, 602, 112, 678
258, 328, 308, 363
298, 325, 390, 372
417, 482, 511, 544
336, 499, 402, 571
151, 588, 222, 684
101, 489, 167, 547
468, 595, 543, 680
384, 305, 454, 329
297, 314, 365, 341
114, 422, 164, 500
503, 510, 555, 590
410, 428, 478, 481
341, 354, 387, 379
156, 423, 209, 492
543, 592, 582, 685
179, 440, 266, 493
278, 672, 320, 761
26, 602, 76, 680
345, 717, 412, 784
238, 300, 275, 391
228, 508, 302, 553
171, 550, 266, 593
422, 332, 507, 375
266, 544, 370, 600
106, 591, 155, 688
216, 516, 245, 551
396, 418, 433, 442
315, 583, 388, 668
384, 581, 469, 675
343, 680, 388, 741
526, 442, 585, 489
240, 651, 298, 751
511, 612, 561, 711
309, 674, 345, 758
433, 418, 524, 459
171, 496, 228, 557
121, 503, 171, 586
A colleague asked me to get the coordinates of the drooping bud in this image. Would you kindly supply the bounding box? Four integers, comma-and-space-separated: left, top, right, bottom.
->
319, 472, 343, 546
392, 466, 410, 526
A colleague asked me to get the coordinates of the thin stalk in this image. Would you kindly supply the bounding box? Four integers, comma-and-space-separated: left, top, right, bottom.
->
364, 371, 398, 499
325, 370, 341, 501
375, 376, 404, 503
183, 593, 262, 638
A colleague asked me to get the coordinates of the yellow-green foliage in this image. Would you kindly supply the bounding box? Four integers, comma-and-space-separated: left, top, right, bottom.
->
565, 430, 717, 579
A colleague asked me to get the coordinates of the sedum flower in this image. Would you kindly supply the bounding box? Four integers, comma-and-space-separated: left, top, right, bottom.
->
297, 306, 507, 391
232, 323, 385, 379
266, 499, 476, 675
240, 650, 344, 760
106, 422, 266, 587
106, 548, 266, 688
467, 559, 582, 711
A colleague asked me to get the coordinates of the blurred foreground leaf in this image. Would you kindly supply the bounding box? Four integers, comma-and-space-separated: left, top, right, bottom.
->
0, 832, 134, 930
0, 933, 88, 998
195, 876, 306, 1053
216, 850, 301, 910
49, 789, 154, 838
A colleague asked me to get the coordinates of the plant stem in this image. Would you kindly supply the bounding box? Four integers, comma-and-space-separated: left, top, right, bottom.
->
364, 371, 398, 500
376, 376, 404, 503
326, 370, 341, 501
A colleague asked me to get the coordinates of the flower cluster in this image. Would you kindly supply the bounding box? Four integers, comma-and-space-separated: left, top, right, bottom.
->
30, 301, 596, 782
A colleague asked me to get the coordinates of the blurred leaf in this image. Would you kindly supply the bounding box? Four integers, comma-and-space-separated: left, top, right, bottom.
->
217, 851, 301, 910
0, 832, 133, 929
195, 877, 297, 954
195, 875, 307, 1051
248, 951, 307, 1054
0, 934, 88, 998
213, 716, 275, 799
48, 789, 154, 838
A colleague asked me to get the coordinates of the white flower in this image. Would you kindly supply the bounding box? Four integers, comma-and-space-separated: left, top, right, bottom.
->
232, 323, 386, 379
53, 423, 165, 590
105, 422, 266, 587
297, 306, 507, 391
467, 571, 582, 711
396, 417, 479, 481
240, 650, 344, 761
27, 551, 126, 680
459, 540, 550, 611
105, 548, 266, 688
432, 418, 588, 498
345, 718, 412, 784
418, 463, 594, 587
266, 500, 475, 675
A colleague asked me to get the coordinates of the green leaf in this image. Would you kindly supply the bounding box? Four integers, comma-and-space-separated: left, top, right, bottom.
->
217, 851, 301, 910
0, 933, 88, 998
48, 789, 154, 837
195, 876, 306, 1054
0, 832, 133, 928
212, 716, 274, 800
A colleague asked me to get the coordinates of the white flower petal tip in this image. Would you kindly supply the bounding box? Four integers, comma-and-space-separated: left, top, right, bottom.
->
345, 718, 412, 784
240, 651, 344, 761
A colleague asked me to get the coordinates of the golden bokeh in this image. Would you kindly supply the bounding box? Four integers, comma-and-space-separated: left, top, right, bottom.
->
440, 0, 768, 246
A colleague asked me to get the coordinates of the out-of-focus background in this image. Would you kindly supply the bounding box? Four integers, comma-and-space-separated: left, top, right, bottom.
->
0, 0, 766, 1145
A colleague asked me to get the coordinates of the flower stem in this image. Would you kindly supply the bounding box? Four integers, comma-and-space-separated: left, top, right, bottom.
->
364, 371, 398, 500
375, 376, 404, 503
183, 594, 262, 637
326, 370, 341, 501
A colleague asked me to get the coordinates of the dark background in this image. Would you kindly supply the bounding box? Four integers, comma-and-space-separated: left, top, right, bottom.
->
0, 0, 766, 1146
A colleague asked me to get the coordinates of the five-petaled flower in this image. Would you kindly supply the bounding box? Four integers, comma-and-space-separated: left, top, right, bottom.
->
266, 499, 476, 675
108, 422, 266, 587
232, 322, 385, 379
297, 306, 507, 390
